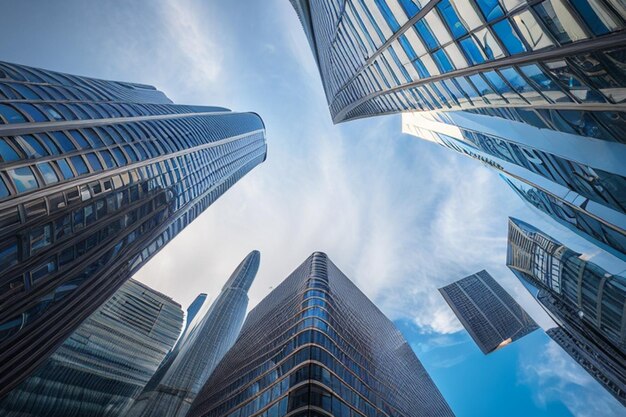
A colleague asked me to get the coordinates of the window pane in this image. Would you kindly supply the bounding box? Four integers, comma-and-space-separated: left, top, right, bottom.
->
500, 67, 545, 102
545, 60, 606, 102
30, 224, 52, 252
570, 0, 620, 35
437, 0, 467, 38
0, 138, 19, 162
70, 156, 89, 175
56, 159, 74, 179
16, 135, 48, 158
52, 132, 76, 152
69, 131, 90, 149
100, 150, 117, 169
512, 11, 554, 50
399, 0, 422, 17
86, 153, 103, 172
519, 64, 572, 102
492, 19, 526, 55
0, 240, 18, 270
38, 162, 59, 185
0, 104, 26, 124
8, 166, 39, 192
460, 37, 486, 64
476, 0, 504, 21
452, 0, 483, 30
38, 134, 60, 155
473, 28, 505, 59
111, 147, 128, 166
14, 103, 47, 122
433, 49, 455, 72
415, 20, 439, 50
534, 0, 588, 44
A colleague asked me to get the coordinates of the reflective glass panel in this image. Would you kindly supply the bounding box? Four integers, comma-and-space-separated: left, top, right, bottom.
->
0, 138, 19, 162
437, 0, 468, 38
570, 0, 620, 35
460, 37, 486, 64
9, 166, 39, 192
492, 19, 526, 54
476, 0, 504, 21
0, 104, 25, 124
512, 11, 554, 50
533, 0, 588, 44
38, 162, 59, 185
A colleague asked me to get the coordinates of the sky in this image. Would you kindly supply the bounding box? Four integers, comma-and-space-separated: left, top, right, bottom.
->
1, 1, 624, 416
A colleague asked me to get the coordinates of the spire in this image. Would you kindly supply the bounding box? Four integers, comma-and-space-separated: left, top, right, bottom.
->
221, 250, 260, 292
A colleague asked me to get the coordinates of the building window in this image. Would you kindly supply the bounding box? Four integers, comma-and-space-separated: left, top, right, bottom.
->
56, 159, 75, 179
0, 103, 26, 124
8, 166, 39, 192
492, 19, 526, 54
0, 138, 19, 162
30, 223, 52, 252
70, 156, 89, 175
37, 162, 60, 185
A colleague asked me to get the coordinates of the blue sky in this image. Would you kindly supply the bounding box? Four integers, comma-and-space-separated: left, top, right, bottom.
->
1, 1, 624, 416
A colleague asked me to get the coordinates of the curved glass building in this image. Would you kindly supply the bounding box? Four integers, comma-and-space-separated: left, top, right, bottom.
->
127, 250, 260, 417
188, 252, 454, 417
0, 279, 184, 417
0, 61, 267, 397
506, 217, 626, 405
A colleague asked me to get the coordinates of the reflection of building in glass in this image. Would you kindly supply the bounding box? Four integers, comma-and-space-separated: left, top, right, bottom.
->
0, 61, 267, 397
188, 252, 455, 417
439, 270, 538, 354
290, 0, 625, 128
0, 279, 184, 417
506, 217, 626, 405
128, 251, 260, 417
402, 110, 626, 261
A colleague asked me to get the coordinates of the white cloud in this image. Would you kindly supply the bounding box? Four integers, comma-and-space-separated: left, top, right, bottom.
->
519, 339, 624, 417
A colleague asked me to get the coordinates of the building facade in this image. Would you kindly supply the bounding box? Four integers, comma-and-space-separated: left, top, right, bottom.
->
290, 0, 625, 127
128, 250, 260, 417
439, 269, 539, 354
0, 279, 184, 417
506, 217, 626, 405
187, 252, 455, 417
0, 61, 267, 397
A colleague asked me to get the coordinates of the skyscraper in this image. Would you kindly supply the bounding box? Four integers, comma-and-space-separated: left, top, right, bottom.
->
290, 0, 626, 260
128, 250, 260, 417
290, 0, 625, 127
0, 61, 267, 397
402, 108, 626, 262
187, 252, 455, 417
506, 217, 626, 405
0, 279, 184, 417
439, 269, 539, 354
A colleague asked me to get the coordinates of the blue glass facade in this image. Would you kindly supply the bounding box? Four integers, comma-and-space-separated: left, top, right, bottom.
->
506, 217, 626, 405
0, 61, 267, 398
0, 279, 184, 417
128, 251, 260, 417
187, 252, 455, 417
439, 270, 539, 354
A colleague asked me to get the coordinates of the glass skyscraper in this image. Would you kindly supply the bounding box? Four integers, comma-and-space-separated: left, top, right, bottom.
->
0, 278, 184, 417
439, 269, 539, 354
290, 0, 626, 260
0, 61, 267, 397
506, 217, 626, 405
128, 250, 260, 417
187, 252, 455, 417
290, 0, 625, 126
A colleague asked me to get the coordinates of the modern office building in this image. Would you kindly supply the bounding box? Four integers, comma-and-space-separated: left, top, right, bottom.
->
187, 252, 455, 417
128, 250, 260, 417
0, 279, 184, 417
402, 109, 626, 262
0, 61, 268, 397
291, 0, 626, 260
439, 269, 539, 354
506, 217, 626, 405
290, 0, 625, 125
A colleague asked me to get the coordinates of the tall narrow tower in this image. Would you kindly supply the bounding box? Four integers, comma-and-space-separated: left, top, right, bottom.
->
128, 251, 260, 417
188, 252, 455, 417
0, 61, 267, 396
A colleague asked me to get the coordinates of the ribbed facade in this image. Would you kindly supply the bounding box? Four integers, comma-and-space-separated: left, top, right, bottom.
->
290, 0, 625, 129
506, 217, 626, 405
0, 61, 267, 397
188, 252, 455, 417
0, 279, 184, 417
439, 269, 539, 354
128, 250, 260, 417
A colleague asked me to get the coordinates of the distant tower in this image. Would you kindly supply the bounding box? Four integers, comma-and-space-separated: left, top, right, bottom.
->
0, 279, 184, 417
439, 270, 539, 354
188, 252, 455, 417
507, 217, 626, 405
128, 251, 260, 417
0, 61, 267, 396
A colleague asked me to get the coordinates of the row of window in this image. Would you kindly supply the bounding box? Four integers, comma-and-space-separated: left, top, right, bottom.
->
0, 61, 171, 105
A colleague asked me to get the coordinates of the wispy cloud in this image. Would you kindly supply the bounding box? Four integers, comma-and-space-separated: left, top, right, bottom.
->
519, 339, 624, 417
